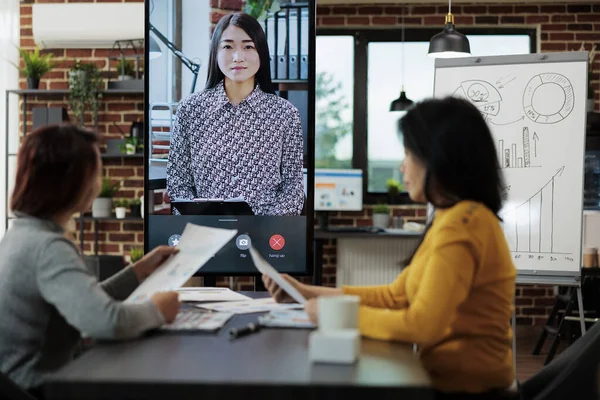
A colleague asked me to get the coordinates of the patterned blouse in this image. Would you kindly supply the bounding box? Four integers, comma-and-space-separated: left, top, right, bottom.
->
166, 81, 304, 216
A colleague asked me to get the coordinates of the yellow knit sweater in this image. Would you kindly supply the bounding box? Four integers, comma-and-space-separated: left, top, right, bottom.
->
343, 201, 516, 393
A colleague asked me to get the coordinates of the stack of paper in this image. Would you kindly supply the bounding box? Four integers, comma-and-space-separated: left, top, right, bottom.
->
196, 298, 302, 314
177, 287, 250, 303
258, 310, 315, 328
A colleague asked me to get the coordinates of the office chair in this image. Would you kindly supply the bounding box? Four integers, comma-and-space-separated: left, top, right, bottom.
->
520, 319, 600, 400
0, 371, 37, 400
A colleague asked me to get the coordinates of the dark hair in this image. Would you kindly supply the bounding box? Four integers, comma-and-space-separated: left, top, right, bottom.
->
11, 124, 100, 219
399, 97, 505, 266
205, 12, 275, 94
400, 96, 504, 215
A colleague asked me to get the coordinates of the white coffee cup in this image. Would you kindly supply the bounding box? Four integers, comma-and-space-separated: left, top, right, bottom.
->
317, 295, 360, 332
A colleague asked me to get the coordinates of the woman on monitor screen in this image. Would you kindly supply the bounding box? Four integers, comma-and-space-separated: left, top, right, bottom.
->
264, 97, 517, 399
166, 12, 304, 216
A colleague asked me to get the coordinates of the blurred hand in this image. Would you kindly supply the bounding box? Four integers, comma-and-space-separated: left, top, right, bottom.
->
132, 246, 179, 281
150, 291, 181, 323
305, 298, 318, 325
262, 273, 303, 303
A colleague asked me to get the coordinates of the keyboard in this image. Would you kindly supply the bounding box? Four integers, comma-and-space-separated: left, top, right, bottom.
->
160, 309, 234, 331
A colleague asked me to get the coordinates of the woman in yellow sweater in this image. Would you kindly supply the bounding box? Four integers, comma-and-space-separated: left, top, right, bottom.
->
264, 97, 517, 399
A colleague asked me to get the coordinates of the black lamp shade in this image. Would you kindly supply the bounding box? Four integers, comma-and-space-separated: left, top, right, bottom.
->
428, 22, 471, 58
390, 90, 414, 111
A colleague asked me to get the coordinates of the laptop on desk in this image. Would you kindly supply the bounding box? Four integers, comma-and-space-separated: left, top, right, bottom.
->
171, 200, 254, 216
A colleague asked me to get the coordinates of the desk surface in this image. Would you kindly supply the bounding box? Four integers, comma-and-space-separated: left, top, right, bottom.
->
315, 228, 423, 239
45, 295, 433, 400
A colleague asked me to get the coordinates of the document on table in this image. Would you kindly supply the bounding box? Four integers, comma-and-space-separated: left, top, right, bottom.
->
258, 310, 316, 329
196, 297, 303, 314
249, 246, 307, 305
124, 223, 238, 304
176, 287, 251, 303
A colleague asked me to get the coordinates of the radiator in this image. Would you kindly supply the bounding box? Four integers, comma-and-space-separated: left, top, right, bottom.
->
336, 237, 422, 286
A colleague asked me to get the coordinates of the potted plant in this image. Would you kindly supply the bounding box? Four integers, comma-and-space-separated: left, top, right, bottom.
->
115, 59, 135, 81
114, 199, 129, 219
130, 198, 141, 218
120, 137, 139, 155
245, 0, 281, 21
372, 204, 390, 229
129, 247, 144, 264
68, 60, 104, 126
387, 178, 404, 205
92, 179, 121, 218
11, 46, 60, 89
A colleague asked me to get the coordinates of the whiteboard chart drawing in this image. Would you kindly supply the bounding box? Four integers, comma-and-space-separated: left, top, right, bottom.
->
453, 79, 502, 119
500, 167, 565, 254
498, 127, 541, 169
523, 73, 574, 124
434, 52, 588, 277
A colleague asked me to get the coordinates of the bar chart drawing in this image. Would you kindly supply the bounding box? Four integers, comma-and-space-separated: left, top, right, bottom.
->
500, 166, 567, 254
498, 127, 540, 169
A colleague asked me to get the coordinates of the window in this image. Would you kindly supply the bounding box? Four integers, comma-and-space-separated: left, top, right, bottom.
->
317, 28, 535, 200
315, 35, 353, 169
367, 34, 532, 192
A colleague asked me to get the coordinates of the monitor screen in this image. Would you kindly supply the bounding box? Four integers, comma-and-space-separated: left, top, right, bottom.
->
314, 169, 363, 211
144, 0, 315, 276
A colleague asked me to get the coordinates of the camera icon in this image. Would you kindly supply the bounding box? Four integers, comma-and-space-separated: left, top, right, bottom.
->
236, 234, 251, 251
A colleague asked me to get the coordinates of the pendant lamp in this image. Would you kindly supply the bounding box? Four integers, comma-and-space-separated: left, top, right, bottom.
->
428, 0, 471, 58
390, 5, 414, 111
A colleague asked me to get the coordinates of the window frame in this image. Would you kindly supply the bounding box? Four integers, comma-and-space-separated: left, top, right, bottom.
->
316, 27, 537, 205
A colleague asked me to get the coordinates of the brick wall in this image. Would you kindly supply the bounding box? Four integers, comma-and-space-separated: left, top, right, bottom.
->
18, 0, 144, 258
316, 2, 600, 325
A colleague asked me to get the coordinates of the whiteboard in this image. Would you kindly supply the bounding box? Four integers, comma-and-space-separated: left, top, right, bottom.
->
433, 52, 588, 276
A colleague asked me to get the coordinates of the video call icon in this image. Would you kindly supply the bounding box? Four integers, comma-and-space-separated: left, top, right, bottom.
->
269, 234, 285, 251
168, 234, 181, 247
236, 234, 252, 251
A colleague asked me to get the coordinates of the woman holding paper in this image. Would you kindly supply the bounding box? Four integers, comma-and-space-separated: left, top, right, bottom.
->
264, 97, 517, 399
0, 124, 181, 398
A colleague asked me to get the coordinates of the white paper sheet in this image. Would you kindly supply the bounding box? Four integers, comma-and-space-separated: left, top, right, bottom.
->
176, 287, 251, 303
196, 297, 303, 314
258, 310, 316, 328
249, 246, 307, 305
124, 224, 238, 304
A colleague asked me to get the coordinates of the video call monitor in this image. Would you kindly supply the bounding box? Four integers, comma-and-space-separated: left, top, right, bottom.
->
144, 0, 315, 276
314, 169, 363, 212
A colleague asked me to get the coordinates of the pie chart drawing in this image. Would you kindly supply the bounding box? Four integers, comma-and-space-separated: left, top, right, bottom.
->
523, 73, 574, 124
453, 80, 502, 119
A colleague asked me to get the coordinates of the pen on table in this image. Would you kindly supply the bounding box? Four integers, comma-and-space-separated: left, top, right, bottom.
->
228, 322, 261, 340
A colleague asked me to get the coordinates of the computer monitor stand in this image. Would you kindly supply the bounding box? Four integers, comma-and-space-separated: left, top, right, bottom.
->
317, 211, 329, 230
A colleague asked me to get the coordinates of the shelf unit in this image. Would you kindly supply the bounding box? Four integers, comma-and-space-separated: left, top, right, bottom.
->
78, 214, 143, 256
101, 153, 144, 159
4, 88, 144, 256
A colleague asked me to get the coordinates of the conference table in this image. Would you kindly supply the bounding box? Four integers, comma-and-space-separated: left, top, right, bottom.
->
44, 294, 434, 400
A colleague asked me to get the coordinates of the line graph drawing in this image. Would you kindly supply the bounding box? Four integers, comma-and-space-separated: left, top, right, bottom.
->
500, 166, 569, 255
497, 127, 541, 169
523, 73, 574, 124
